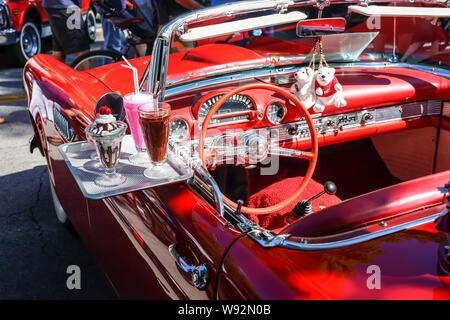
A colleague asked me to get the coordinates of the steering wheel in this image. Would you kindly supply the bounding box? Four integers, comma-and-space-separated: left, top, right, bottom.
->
198, 83, 319, 215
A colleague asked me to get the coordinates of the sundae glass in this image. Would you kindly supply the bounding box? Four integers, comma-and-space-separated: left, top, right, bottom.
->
85, 107, 127, 187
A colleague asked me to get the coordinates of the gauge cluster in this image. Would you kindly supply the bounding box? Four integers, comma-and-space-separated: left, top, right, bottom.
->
169, 89, 292, 142
197, 93, 255, 119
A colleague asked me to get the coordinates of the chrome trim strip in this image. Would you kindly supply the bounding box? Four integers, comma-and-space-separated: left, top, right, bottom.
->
279, 211, 443, 250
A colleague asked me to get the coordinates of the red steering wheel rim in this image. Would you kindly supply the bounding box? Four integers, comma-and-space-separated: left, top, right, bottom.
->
199, 83, 319, 215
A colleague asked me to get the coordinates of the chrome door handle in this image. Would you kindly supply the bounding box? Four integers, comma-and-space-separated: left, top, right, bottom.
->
168, 243, 209, 290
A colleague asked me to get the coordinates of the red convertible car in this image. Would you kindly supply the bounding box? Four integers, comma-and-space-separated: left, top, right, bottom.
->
24, 0, 450, 299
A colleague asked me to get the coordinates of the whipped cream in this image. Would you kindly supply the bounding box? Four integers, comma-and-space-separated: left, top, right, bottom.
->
89, 113, 125, 137
95, 113, 116, 124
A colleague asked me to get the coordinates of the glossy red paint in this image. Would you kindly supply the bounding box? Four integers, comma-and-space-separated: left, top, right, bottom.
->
23, 1, 450, 299
5, 0, 47, 31
25, 55, 245, 299
86, 185, 242, 299
86, 56, 450, 144
218, 219, 450, 299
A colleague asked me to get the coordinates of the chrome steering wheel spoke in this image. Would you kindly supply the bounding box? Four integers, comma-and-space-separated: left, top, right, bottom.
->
268, 146, 314, 161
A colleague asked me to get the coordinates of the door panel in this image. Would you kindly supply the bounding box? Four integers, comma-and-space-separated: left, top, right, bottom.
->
87, 183, 242, 299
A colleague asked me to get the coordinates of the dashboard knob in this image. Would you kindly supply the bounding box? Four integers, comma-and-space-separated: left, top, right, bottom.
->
288, 126, 298, 136
362, 113, 373, 122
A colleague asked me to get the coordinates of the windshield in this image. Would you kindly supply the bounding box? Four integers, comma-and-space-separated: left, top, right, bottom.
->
162, 1, 449, 86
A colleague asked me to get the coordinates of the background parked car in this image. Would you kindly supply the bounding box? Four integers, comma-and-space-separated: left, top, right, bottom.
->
0, 0, 96, 66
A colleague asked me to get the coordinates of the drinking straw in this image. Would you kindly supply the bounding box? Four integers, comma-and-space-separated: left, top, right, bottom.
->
121, 56, 139, 95
153, 81, 160, 110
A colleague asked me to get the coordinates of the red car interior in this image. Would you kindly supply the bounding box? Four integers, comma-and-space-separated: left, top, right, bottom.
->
282, 169, 450, 237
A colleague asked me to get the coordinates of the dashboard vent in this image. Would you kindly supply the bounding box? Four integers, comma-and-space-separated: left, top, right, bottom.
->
427, 100, 442, 115
375, 100, 440, 123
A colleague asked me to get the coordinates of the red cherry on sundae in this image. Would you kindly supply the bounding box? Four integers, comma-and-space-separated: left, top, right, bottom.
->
100, 106, 111, 115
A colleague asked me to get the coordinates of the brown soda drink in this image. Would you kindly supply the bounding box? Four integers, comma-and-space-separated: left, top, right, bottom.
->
138, 104, 170, 163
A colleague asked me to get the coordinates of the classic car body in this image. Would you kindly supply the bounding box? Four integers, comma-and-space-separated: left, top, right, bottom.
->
1, 0, 95, 64
24, 0, 450, 299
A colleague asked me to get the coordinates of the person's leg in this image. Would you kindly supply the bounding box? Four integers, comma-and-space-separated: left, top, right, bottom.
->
101, 16, 125, 54
97, 5, 125, 54
73, 49, 90, 71
55, 6, 90, 68
44, 8, 67, 63
52, 51, 66, 62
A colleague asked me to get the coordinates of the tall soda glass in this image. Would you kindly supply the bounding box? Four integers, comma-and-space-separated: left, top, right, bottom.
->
123, 93, 154, 164
138, 103, 171, 180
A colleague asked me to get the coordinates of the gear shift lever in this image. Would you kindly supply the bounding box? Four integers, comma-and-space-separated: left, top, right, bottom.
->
285, 181, 337, 224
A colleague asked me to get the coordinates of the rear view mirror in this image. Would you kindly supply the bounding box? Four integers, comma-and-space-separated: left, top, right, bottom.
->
297, 18, 346, 37
94, 92, 126, 121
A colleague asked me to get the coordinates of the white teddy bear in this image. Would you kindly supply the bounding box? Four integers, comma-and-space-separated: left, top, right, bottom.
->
290, 67, 316, 109
313, 67, 347, 113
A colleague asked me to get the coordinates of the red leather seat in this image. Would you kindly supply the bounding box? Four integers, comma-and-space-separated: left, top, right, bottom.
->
281, 170, 450, 237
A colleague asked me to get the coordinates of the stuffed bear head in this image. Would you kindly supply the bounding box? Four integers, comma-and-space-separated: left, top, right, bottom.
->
294, 67, 314, 84
315, 67, 336, 86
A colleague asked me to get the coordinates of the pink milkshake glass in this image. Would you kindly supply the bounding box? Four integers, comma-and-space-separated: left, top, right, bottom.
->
123, 93, 155, 164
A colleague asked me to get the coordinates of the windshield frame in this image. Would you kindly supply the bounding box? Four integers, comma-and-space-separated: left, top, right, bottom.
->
140, 0, 450, 102
141, 0, 316, 102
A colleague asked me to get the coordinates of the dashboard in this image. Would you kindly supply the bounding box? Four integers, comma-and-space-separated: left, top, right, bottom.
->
168, 84, 441, 140
167, 84, 442, 168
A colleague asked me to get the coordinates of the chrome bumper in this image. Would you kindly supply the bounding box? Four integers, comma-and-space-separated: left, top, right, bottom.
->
0, 28, 18, 46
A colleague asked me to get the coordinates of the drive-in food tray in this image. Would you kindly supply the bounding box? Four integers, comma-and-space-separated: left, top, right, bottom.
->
58, 135, 194, 200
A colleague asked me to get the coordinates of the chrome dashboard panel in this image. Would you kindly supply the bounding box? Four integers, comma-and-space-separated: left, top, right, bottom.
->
170, 100, 442, 166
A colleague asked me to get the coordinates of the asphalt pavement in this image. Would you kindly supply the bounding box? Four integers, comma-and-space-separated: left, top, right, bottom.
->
0, 28, 116, 299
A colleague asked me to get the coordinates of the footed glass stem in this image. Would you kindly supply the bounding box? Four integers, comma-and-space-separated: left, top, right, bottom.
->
94, 167, 126, 187
143, 161, 172, 180
129, 147, 150, 165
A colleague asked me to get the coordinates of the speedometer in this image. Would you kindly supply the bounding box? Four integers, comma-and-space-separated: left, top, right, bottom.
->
197, 94, 254, 119
266, 102, 286, 124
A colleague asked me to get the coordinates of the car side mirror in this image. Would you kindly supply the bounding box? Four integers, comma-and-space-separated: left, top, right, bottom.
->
296, 18, 346, 37
94, 92, 126, 121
